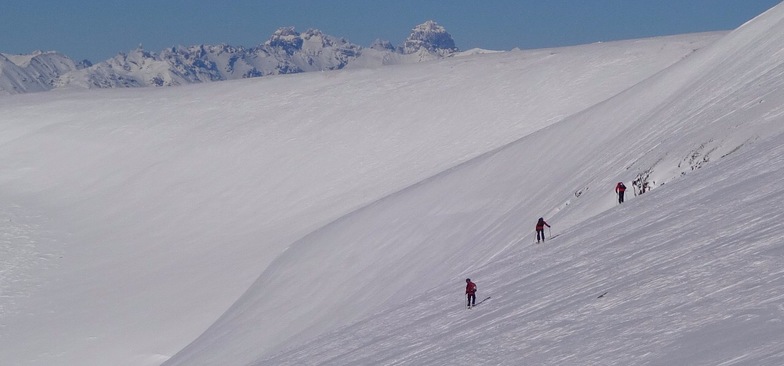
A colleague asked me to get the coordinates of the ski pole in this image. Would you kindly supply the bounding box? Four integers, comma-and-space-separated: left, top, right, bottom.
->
548, 226, 552, 239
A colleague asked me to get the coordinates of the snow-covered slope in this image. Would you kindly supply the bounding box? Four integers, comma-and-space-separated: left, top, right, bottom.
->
230, 4, 784, 365
3, 4, 784, 366
258, 133, 784, 366
0, 32, 718, 366
167, 4, 784, 366
0, 51, 81, 95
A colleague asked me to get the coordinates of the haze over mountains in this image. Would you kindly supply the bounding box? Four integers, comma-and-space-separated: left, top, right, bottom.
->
3, 3, 784, 366
0, 21, 464, 95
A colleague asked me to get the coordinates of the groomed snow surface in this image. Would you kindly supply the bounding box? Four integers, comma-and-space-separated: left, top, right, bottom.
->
2, 4, 784, 366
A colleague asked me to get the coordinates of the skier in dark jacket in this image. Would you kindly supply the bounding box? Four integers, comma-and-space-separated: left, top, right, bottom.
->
535, 217, 550, 243
465, 278, 477, 308
615, 182, 627, 204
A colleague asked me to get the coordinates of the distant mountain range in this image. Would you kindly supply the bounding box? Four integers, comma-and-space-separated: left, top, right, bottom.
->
0, 21, 477, 96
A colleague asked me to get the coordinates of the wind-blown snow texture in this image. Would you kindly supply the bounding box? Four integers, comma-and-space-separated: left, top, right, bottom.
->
2, 3, 784, 366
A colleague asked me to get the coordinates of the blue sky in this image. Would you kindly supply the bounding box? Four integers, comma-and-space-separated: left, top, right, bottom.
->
1, 0, 781, 62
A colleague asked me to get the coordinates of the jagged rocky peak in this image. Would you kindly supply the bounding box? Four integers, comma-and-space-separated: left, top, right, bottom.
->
301, 29, 334, 47
122, 45, 157, 61
370, 39, 395, 51
401, 20, 458, 55
1, 20, 465, 95
76, 59, 92, 69
163, 44, 244, 60
265, 27, 304, 54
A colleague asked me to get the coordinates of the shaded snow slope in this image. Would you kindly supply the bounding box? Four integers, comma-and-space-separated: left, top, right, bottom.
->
167, 4, 784, 366
0, 34, 716, 366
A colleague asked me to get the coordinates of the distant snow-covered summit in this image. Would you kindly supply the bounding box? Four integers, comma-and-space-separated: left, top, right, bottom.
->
0, 51, 86, 94
400, 20, 459, 55
0, 21, 460, 95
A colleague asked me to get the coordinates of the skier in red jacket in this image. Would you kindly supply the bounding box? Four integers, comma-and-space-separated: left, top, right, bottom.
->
615, 182, 627, 204
465, 278, 477, 308
535, 217, 550, 243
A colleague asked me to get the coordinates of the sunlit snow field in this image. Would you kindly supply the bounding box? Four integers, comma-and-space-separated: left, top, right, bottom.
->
2, 4, 784, 366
